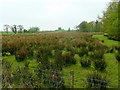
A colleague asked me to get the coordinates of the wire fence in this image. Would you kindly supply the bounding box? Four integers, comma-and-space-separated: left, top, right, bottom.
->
2, 61, 120, 88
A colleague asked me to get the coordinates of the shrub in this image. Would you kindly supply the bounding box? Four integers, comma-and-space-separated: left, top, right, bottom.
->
54, 51, 64, 70
94, 59, 107, 71
116, 54, 120, 62
66, 46, 75, 55
77, 47, 88, 57
80, 55, 91, 67
75, 40, 87, 47
88, 51, 94, 58
90, 41, 107, 52
61, 51, 76, 66
36, 47, 53, 70
2, 52, 11, 56
26, 46, 34, 58
15, 48, 28, 62
106, 46, 115, 53
92, 50, 105, 59
5, 52, 11, 56
36, 46, 52, 62
87, 72, 108, 88
5, 41, 22, 55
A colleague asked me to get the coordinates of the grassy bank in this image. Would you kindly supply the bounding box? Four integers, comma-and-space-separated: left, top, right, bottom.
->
92, 34, 119, 47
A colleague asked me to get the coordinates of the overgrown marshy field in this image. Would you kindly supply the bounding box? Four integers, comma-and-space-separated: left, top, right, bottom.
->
2, 32, 120, 88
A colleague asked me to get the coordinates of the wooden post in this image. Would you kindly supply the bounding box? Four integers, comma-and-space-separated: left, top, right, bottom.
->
70, 70, 74, 88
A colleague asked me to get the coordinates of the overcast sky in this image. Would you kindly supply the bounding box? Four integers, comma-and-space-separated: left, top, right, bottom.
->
0, 0, 112, 31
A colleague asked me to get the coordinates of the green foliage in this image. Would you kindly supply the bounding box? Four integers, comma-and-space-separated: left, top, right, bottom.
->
87, 71, 108, 88
90, 49, 106, 59
76, 21, 88, 32
36, 46, 52, 62
17, 25, 24, 33
94, 20, 102, 32
5, 52, 11, 56
80, 55, 91, 67
76, 20, 102, 32
93, 50, 104, 59
86, 21, 95, 32
77, 47, 89, 57
61, 51, 76, 66
53, 51, 64, 70
25, 46, 34, 58
2, 52, 11, 56
28, 27, 40, 33
101, 0, 120, 40
94, 59, 107, 71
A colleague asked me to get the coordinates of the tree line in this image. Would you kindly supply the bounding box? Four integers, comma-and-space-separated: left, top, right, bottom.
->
76, 20, 102, 32
3, 0, 119, 40
77, 0, 120, 41
3, 25, 40, 34
101, 0, 120, 41
3, 25, 72, 34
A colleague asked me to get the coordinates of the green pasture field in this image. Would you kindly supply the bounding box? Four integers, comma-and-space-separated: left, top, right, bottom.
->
92, 34, 119, 47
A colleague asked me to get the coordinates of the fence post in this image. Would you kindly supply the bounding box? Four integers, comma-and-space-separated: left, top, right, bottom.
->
70, 70, 74, 88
